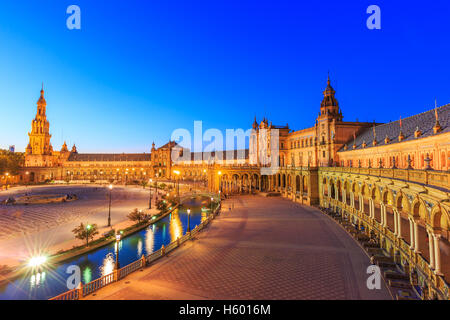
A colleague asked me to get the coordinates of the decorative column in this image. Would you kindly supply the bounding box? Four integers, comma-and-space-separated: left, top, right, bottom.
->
383, 206, 388, 228
414, 221, 420, 253
428, 231, 435, 269
397, 211, 402, 238
409, 219, 415, 249
393, 209, 398, 236
433, 234, 442, 275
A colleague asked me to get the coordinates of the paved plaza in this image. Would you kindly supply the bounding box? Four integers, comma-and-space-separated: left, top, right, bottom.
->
0, 185, 159, 267
86, 195, 392, 300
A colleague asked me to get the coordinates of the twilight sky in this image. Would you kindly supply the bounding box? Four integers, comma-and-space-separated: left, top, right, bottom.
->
0, 0, 449, 152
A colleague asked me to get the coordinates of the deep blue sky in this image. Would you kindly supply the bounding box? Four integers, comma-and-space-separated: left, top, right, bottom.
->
0, 0, 449, 152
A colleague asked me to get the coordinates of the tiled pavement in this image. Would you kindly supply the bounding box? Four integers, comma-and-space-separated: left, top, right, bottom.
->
86, 195, 392, 300
0, 185, 152, 241
0, 185, 161, 266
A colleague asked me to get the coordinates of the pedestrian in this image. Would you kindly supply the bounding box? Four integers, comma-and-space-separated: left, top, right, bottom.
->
370, 254, 375, 265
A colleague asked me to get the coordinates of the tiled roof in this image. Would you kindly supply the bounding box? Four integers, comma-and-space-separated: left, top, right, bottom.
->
176, 150, 249, 161
68, 153, 151, 162
338, 104, 450, 152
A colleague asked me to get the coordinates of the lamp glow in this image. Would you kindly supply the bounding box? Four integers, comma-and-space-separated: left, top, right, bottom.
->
28, 255, 47, 268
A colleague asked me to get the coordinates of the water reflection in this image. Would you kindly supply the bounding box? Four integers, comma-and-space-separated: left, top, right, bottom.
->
0, 198, 207, 300
170, 212, 182, 240
30, 272, 46, 288
101, 253, 115, 277
83, 267, 92, 284
137, 239, 143, 257
145, 227, 154, 254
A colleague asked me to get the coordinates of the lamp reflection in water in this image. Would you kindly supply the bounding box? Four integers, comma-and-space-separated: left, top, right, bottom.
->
169, 212, 182, 240
145, 227, 155, 254
101, 253, 115, 277
137, 239, 143, 257
30, 271, 46, 289
83, 266, 92, 284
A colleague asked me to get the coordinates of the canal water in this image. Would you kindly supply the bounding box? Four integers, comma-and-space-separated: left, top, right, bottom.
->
0, 196, 211, 300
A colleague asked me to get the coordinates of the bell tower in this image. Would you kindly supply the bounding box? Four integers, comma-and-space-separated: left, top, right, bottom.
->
316, 75, 342, 166
26, 84, 52, 156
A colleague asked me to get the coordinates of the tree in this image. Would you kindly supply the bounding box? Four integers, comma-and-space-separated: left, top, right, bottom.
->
127, 208, 148, 224
159, 183, 166, 190
141, 181, 148, 189
72, 223, 99, 247
156, 200, 168, 214
0, 150, 24, 176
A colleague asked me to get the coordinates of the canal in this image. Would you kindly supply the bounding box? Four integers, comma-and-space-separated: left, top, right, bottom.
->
0, 196, 211, 300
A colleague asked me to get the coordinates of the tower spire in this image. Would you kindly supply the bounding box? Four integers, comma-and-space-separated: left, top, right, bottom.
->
433, 98, 442, 134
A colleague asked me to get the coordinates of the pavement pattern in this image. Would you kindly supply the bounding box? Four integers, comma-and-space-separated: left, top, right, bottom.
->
86, 195, 392, 300
0, 185, 161, 267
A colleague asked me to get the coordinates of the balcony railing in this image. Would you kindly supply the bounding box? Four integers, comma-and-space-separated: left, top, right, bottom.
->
320, 167, 449, 190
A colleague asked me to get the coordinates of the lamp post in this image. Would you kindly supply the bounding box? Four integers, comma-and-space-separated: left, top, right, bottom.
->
5, 173, 9, 190
210, 197, 214, 216
115, 233, 121, 269
173, 170, 180, 203
149, 178, 153, 209
155, 173, 159, 202
86, 224, 92, 247
108, 184, 113, 227
187, 208, 191, 232
218, 171, 222, 195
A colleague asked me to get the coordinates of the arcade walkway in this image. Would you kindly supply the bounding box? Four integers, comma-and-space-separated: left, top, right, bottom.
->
86, 195, 391, 300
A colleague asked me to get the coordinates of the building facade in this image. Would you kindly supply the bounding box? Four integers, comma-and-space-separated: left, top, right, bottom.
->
14, 82, 450, 299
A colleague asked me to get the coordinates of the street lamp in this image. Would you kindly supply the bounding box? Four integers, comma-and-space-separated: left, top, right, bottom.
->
5, 173, 9, 189
149, 178, 153, 209
210, 197, 214, 216
187, 208, 191, 232
218, 171, 223, 194
108, 184, 113, 227
86, 224, 92, 247
115, 233, 121, 269
173, 170, 180, 203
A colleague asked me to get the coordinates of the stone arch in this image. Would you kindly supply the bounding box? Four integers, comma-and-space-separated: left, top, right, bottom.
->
295, 175, 301, 193
302, 175, 308, 194
322, 177, 328, 196
336, 179, 342, 200
361, 183, 370, 199
370, 185, 380, 202
394, 192, 410, 213
330, 182, 336, 199
381, 188, 394, 206
431, 206, 449, 241
411, 198, 427, 222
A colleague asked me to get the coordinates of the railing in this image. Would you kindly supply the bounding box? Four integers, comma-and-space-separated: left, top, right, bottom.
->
321, 195, 450, 300
50, 288, 79, 301
320, 167, 449, 191
119, 259, 144, 279
50, 200, 221, 300
83, 273, 115, 296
